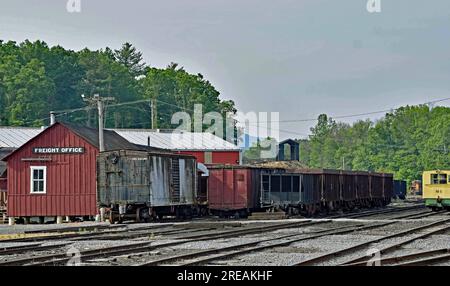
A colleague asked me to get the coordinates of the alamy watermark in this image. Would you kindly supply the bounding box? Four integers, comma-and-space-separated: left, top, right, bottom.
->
366, 248, 381, 266
66, 0, 81, 13
66, 246, 82, 266
170, 104, 280, 159
367, 0, 381, 13
66, 1, 381, 15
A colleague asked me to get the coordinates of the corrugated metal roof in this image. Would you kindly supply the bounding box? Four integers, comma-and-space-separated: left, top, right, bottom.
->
0, 126, 240, 151
0, 127, 43, 148
61, 122, 149, 152
113, 129, 240, 151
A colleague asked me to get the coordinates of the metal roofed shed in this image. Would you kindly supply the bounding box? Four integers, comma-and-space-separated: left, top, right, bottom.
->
0, 127, 43, 148
112, 129, 240, 151
0, 126, 242, 165
113, 129, 242, 165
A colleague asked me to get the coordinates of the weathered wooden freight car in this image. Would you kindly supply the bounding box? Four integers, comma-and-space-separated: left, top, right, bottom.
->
97, 150, 197, 222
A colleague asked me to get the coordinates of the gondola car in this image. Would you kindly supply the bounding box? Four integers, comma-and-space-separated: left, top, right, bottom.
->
208, 166, 394, 217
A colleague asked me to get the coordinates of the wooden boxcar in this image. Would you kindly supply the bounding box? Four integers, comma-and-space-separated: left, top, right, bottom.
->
97, 150, 197, 222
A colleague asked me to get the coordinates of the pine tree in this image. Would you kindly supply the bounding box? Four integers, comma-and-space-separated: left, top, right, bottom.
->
114, 42, 146, 77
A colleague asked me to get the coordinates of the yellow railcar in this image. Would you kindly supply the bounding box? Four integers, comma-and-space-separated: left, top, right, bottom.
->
423, 170, 450, 210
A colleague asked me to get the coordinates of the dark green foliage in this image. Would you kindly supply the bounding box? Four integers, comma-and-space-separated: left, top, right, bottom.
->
0, 40, 234, 129
141, 63, 236, 129
301, 106, 450, 183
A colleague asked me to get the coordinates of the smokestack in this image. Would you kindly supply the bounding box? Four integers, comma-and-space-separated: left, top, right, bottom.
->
50, 111, 56, 125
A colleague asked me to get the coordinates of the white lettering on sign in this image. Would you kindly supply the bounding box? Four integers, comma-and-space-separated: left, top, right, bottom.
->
32, 147, 85, 154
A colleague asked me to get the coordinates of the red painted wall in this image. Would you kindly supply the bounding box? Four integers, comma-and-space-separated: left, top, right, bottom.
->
208, 168, 255, 211
6, 124, 98, 217
212, 152, 240, 165
177, 151, 205, 163
176, 151, 240, 165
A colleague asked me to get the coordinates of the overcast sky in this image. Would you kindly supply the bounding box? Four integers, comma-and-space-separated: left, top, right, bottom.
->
1, 0, 449, 139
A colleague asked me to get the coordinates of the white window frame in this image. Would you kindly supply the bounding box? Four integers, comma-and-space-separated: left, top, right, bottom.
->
30, 166, 47, 194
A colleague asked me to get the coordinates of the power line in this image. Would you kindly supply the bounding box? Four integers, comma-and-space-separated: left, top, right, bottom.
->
259, 97, 450, 123
16, 95, 450, 130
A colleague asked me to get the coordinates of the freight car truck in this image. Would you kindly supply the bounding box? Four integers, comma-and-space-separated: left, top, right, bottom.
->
97, 149, 197, 223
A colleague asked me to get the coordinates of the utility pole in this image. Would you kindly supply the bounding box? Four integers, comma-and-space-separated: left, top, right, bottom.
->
150, 98, 157, 129
83, 94, 115, 152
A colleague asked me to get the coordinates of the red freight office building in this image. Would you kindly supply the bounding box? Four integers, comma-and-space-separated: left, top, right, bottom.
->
2, 122, 143, 219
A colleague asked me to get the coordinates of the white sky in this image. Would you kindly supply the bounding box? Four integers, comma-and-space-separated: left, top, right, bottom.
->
1, 0, 449, 139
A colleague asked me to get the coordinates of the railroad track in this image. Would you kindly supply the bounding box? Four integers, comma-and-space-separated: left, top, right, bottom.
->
0, 205, 426, 244
327, 205, 426, 219
135, 224, 370, 266
0, 220, 327, 266
0, 205, 440, 266
291, 218, 450, 266
0, 223, 184, 243
344, 248, 450, 266
136, 211, 447, 266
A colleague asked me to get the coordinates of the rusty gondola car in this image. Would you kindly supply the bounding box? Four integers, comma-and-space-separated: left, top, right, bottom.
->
97, 149, 197, 223
208, 166, 394, 217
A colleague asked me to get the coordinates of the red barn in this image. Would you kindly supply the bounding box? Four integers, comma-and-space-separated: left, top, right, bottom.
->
2, 122, 142, 220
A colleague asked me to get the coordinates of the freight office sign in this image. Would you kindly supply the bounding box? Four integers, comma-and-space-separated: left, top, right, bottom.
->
32, 147, 85, 154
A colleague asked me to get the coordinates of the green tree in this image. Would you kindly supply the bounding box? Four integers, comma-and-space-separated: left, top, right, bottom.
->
114, 42, 146, 77
5, 59, 55, 126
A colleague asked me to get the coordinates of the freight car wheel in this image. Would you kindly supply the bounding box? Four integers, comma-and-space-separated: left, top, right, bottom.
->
109, 212, 114, 224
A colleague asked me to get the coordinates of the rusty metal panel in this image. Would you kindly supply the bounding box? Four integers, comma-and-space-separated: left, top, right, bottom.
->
97, 150, 196, 207
383, 173, 394, 199
207, 166, 260, 211
322, 173, 340, 202
340, 173, 356, 201
355, 173, 370, 200
301, 173, 321, 204
369, 173, 384, 199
